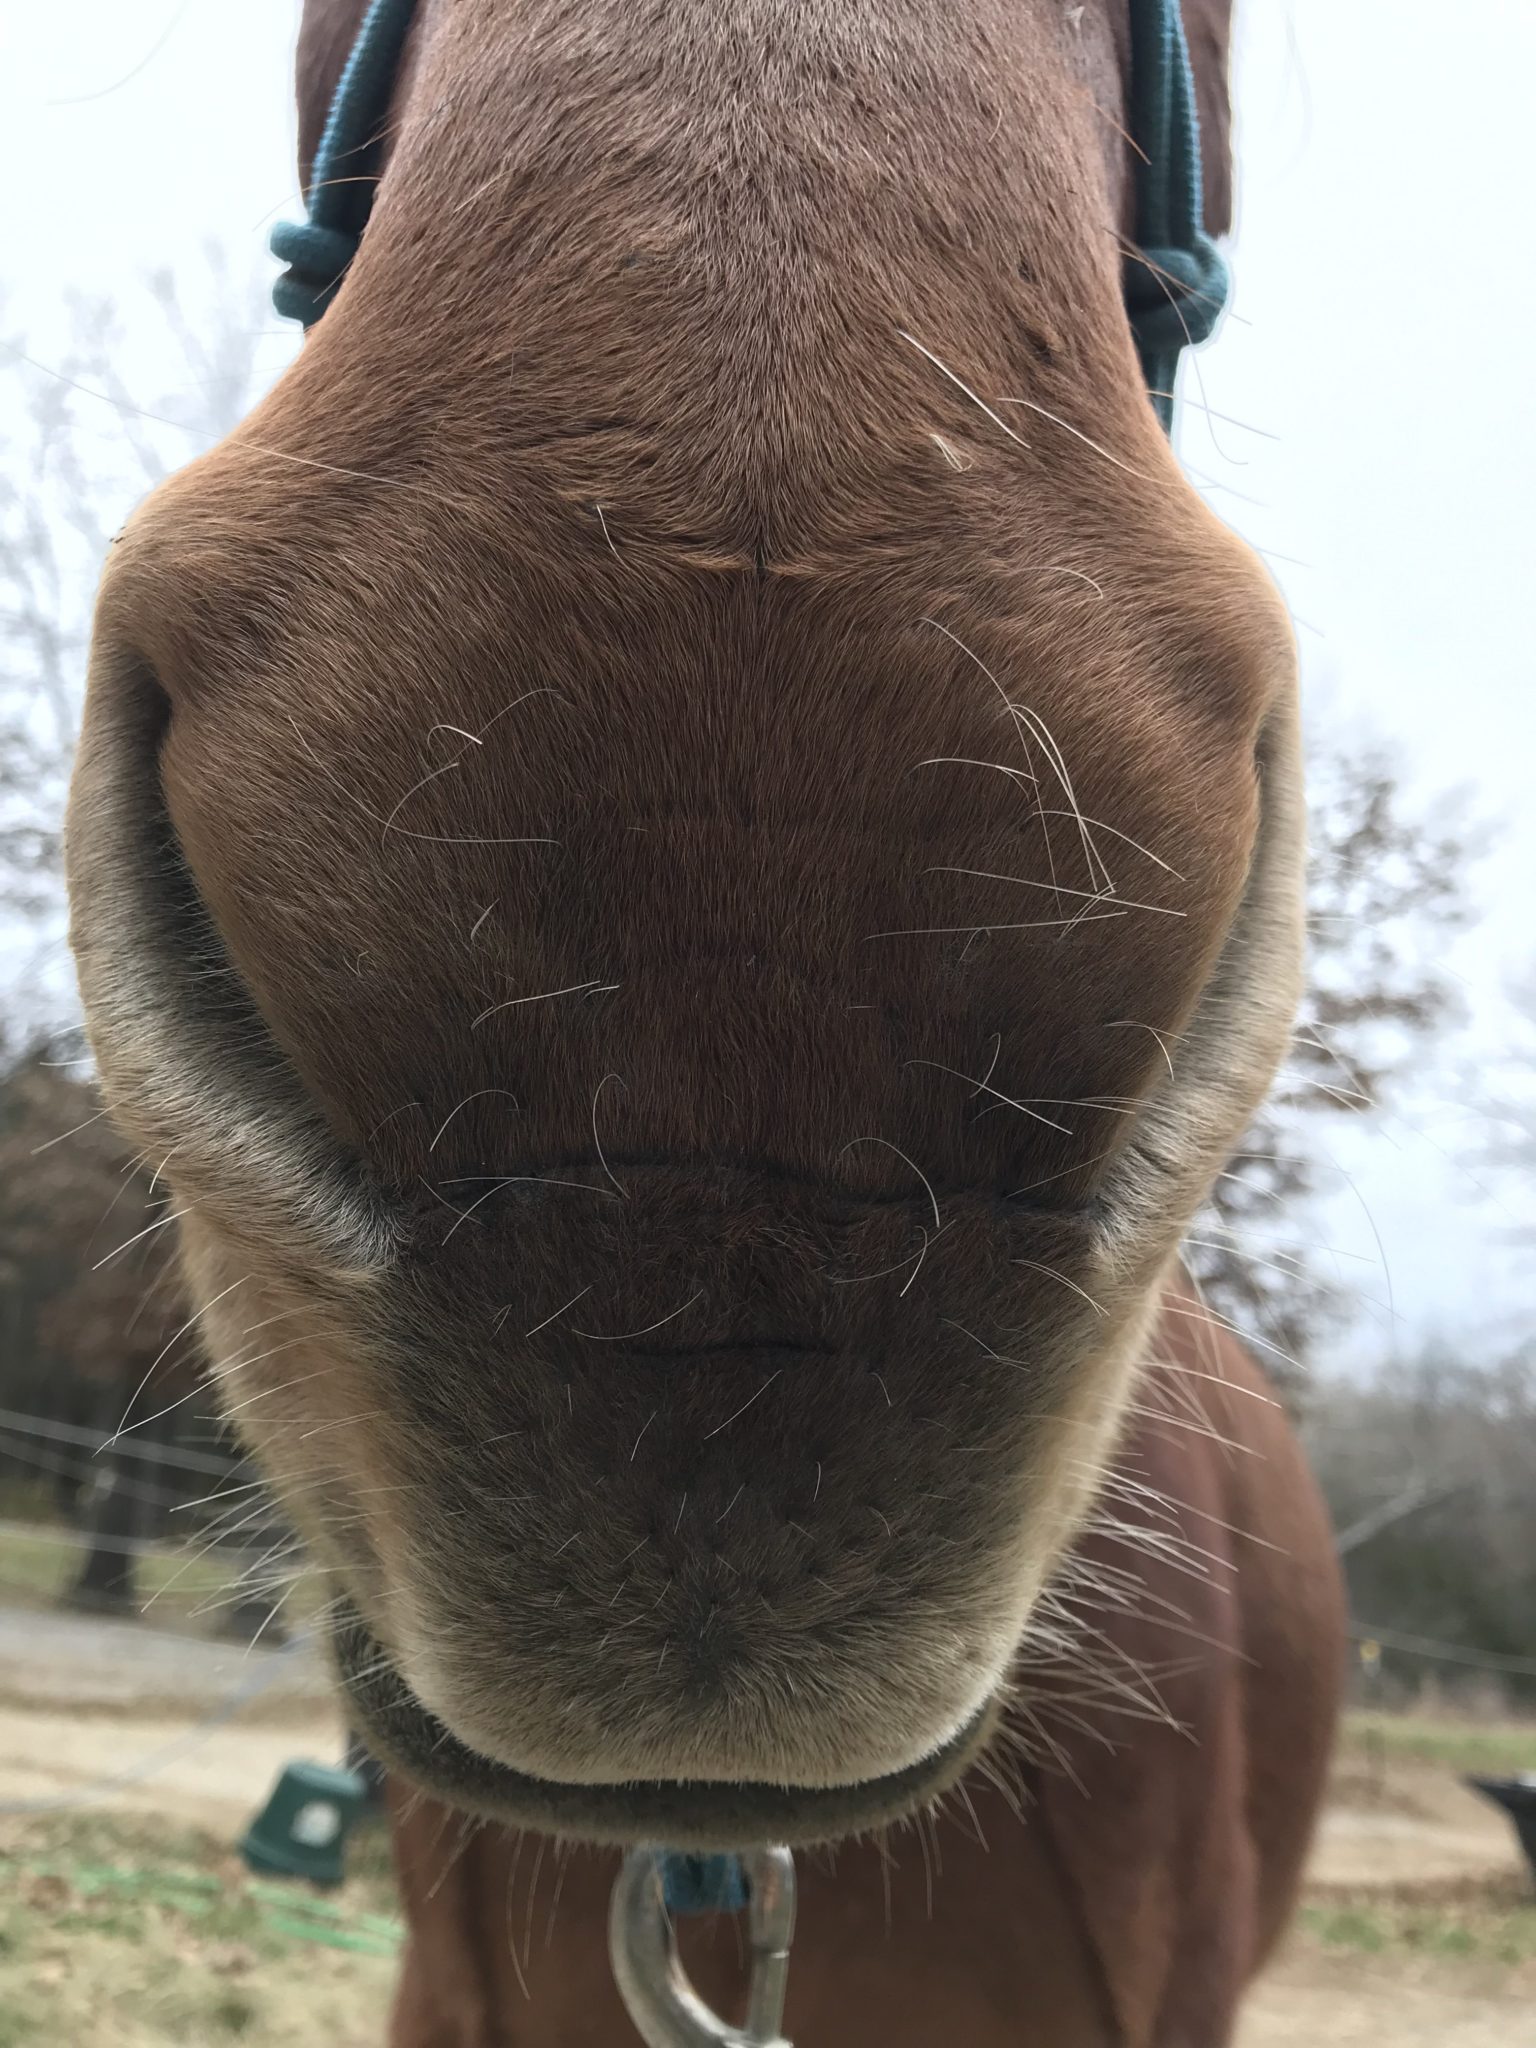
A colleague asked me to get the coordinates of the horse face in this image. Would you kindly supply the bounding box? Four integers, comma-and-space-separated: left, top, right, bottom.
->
67, 0, 1293, 1844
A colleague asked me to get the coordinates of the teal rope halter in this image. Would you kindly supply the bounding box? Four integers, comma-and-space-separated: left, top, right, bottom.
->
270, 0, 417, 326
1122, 1, 1230, 428
271, 0, 1229, 431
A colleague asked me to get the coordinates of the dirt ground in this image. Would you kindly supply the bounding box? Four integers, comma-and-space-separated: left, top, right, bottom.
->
1238, 1769, 1536, 2047
2, 1600, 1534, 2044
0, 1604, 339, 1833
1242, 1954, 1536, 2048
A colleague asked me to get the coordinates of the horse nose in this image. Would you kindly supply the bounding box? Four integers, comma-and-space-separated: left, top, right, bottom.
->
386, 1291, 1018, 1790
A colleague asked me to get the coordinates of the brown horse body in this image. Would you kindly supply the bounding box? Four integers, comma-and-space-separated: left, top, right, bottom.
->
384, 1296, 1342, 2047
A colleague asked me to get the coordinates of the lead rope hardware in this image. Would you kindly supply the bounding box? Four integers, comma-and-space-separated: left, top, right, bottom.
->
609, 1846, 797, 2048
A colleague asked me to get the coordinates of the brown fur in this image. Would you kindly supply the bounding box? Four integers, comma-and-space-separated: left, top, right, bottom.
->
64, 0, 1339, 2032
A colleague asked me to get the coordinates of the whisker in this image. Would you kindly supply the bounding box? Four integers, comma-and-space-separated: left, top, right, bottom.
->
903, 1057, 1073, 1135
1012, 1260, 1106, 1317
838, 1136, 942, 1233
703, 1371, 783, 1442
923, 864, 1182, 919
525, 1286, 593, 1339
473, 982, 619, 1030
572, 1290, 704, 1343
897, 329, 1032, 451
591, 1073, 629, 1199
1106, 1018, 1177, 1078
993, 395, 1153, 481
429, 1088, 522, 1150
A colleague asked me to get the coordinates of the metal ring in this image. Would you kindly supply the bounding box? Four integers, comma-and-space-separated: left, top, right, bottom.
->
609, 1845, 796, 2047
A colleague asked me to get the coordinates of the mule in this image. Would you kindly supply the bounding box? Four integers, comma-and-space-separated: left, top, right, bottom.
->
66, 0, 1343, 2038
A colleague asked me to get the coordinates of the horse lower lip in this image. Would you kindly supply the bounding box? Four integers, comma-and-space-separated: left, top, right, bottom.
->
330, 1603, 995, 1847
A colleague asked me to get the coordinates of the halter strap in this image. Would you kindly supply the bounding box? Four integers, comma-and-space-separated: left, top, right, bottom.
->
1122, 1, 1231, 429
270, 0, 417, 327
657, 1851, 750, 1917
270, 0, 1227, 429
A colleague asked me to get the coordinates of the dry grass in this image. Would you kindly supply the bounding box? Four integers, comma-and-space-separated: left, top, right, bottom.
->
1299, 1869, 1536, 1967
1338, 1708, 1536, 1780
0, 1811, 397, 2047
0, 1517, 329, 1641
0, 1522, 243, 1622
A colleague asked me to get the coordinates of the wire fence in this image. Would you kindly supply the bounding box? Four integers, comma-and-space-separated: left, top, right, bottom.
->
0, 1628, 318, 1819
0, 1404, 290, 1619
0, 1405, 239, 1476
1347, 1621, 1536, 1680
0, 1426, 203, 1509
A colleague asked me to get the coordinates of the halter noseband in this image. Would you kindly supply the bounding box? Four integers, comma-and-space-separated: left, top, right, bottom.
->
272, 0, 1228, 433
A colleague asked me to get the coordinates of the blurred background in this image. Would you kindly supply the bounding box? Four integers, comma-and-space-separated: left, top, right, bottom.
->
1, 3, 1534, 2042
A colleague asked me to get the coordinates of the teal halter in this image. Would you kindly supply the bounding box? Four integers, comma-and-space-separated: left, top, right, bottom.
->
1122, 0, 1230, 426
270, 0, 417, 328
272, 0, 1228, 432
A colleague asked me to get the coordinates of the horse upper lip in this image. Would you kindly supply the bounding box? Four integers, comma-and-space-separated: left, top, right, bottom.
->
329, 1602, 995, 1848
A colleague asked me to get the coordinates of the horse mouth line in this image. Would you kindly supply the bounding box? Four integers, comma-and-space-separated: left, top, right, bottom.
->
330, 1604, 995, 1848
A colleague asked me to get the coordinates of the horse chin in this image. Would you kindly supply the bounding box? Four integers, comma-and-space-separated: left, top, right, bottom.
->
328, 1600, 997, 1849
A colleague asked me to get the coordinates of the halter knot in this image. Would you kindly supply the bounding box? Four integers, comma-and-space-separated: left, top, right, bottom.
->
1125, 233, 1231, 382
269, 0, 417, 331
269, 221, 361, 326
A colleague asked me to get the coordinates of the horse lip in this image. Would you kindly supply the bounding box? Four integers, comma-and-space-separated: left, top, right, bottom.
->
329, 1603, 996, 1848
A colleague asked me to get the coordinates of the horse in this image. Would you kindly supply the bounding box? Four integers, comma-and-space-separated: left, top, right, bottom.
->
65, 0, 1344, 2039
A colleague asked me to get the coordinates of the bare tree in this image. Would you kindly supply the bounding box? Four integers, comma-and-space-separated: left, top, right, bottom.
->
1305, 1340, 1536, 1705
1188, 744, 1474, 1380
0, 255, 280, 1032
0, 1036, 190, 1603
1482, 964, 1536, 1245
0, 261, 281, 1608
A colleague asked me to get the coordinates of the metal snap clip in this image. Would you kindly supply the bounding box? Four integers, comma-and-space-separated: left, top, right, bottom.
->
609, 1844, 796, 2046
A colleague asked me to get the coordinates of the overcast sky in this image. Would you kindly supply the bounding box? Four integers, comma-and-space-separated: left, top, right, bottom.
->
3, 2, 1532, 1366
